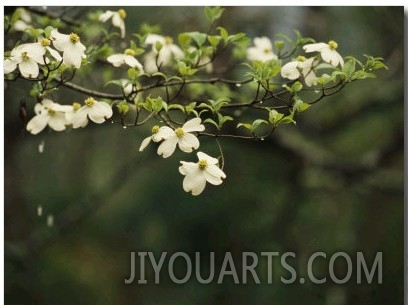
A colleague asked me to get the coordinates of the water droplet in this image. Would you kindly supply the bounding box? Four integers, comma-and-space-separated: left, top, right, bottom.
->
261, 137, 265, 141
236, 83, 242, 87
123, 125, 127, 129
37, 205, 43, 216
47, 215, 54, 227
260, 101, 263, 104
111, 120, 114, 124
38, 140, 45, 153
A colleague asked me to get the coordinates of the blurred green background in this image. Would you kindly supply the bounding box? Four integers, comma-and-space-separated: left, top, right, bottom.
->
4, 6, 404, 305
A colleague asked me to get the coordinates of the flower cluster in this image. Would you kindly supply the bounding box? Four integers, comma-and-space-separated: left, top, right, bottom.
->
247, 37, 345, 87
26, 97, 113, 134
4, 7, 385, 197
4, 29, 87, 78
139, 118, 226, 195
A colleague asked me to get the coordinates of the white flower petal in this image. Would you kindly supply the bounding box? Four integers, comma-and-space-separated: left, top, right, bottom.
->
107, 54, 125, 66
179, 161, 197, 175
303, 43, 328, 53
4, 59, 17, 74
46, 46, 62, 62
88, 102, 113, 123
124, 56, 143, 70
204, 169, 224, 185
154, 126, 174, 141
26, 114, 49, 134
178, 133, 199, 153
197, 152, 218, 165
139, 136, 152, 151
206, 164, 226, 180
71, 107, 89, 128
183, 169, 207, 195
99, 11, 114, 22
281, 61, 300, 80
19, 59, 39, 78
182, 117, 205, 132
157, 136, 178, 158
48, 113, 67, 131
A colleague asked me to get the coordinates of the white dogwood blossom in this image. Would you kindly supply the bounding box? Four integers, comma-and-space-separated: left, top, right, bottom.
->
143, 34, 183, 73
38, 38, 62, 62
70, 97, 113, 128
139, 125, 169, 152
107, 49, 144, 71
99, 9, 126, 38
156, 118, 205, 158
281, 56, 318, 86
26, 99, 73, 134
50, 29, 86, 69
179, 152, 226, 196
247, 37, 278, 62
303, 40, 344, 68
4, 43, 46, 78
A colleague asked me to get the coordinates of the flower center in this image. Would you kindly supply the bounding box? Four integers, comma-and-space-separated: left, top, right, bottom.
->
69, 33, 80, 44
47, 108, 56, 115
175, 127, 184, 138
21, 51, 29, 61
263, 48, 271, 54
165, 36, 173, 45
328, 40, 338, 50
85, 97, 95, 107
151, 125, 160, 134
73, 102, 81, 111
118, 9, 127, 19
41, 38, 51, 46
198, 159, 208, 170
124, 48, 135, 56
296, 55, 306, 62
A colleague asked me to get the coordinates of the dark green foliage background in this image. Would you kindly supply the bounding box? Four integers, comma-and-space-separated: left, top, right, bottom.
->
4, 6, 404, 305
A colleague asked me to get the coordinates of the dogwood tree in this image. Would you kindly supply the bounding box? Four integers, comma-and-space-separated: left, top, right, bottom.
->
3, 6, 387, 195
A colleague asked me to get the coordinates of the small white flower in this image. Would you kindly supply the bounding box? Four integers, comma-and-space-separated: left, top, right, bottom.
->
107, 49, 144, 71
143, 34, 183, 73
70, 97, 113, 128
303, 40, 344, 67
50, 29, 86, 69
38, 38, 62, 62
26, 99, 72, 134
99, 9, 126, 38
12, 8, 32, 32
179, 152, 226, 196
139, 125, 170, 152
156, 117, 205, 158
247, 37, 278, 62
281, 56, 318, 87
4, 43, 46, 78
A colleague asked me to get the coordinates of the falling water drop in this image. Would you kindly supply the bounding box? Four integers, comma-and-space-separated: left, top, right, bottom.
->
37, 205, 43, 217
38, 140, 45, 153
47, 215, 54, 227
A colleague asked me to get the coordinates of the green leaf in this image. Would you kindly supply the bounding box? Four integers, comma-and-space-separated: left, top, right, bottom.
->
293, 98, 310, 113
168, 104, 185, 113
127, 68, 140, 81
208, 35, 221, 48
342, 58, 355, 76
204, 6, 224, 22
237, 123, 252, 130
217, 27, 228, 43
204, 118, 219, 129
217, 113, 233, 129
116, 100, 130, 115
